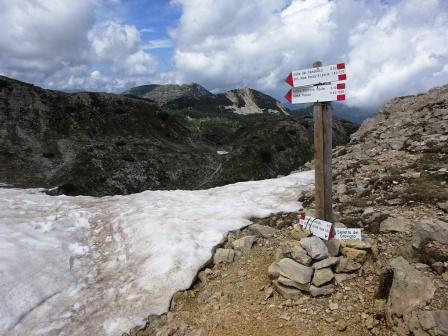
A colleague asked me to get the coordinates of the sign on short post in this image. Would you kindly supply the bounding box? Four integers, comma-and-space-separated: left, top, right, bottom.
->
298, 216, 333, 240
285, 82, 346, 104
286, 63, 346, 88
334, 228, 362, 241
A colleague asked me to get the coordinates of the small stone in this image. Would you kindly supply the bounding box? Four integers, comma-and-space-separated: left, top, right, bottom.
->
281, 241, 312, 266
312, 257, 339, 270
365, 315, 377, 330
334, 273, 349, 285
278, 258, 313, 284
278, 276, 310, 292
279, 313, 291, 321
437, 201, 448, 212
213, 248, 234, 264
264, 286, 274, 300
415, 263, 430, 271
268, 261, 282, 279
341, 247, 367, 264
329, 302, 339, 310
300, 236, 329, 260
272, 280, 302, 299
335, 257, 362, 273
431, 261, 445, 275
325, 317, 336, 323
442, 273, 448, 282
291, 227, 311, 240
336, 320, 347, 331
324, 239, 341, 257
341, 240, 372, 250
312, 268, 334, 287
310, 284, 335, 297
248, 224, 276, 238
379, 216, 411, 233
231, 236, 257, 253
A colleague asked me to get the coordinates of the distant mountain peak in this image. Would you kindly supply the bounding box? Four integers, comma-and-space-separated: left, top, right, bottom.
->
223, 87, 289, 115
123, 83, 212, 105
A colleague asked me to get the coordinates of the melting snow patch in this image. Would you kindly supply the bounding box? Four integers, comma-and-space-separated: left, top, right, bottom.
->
0, 171, 314, 336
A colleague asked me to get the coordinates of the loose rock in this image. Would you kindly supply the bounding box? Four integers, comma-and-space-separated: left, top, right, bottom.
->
312, 268, 334, 287
310, 284, 335, 297
231, 236, 257, 253
335, 257, 362, 273
277, 258, 313, 284
312, 256, 339, 270
214, 248, 235, 264
272, 280, 302, 299
248, 224, 276, 238
300, 236, 329, 260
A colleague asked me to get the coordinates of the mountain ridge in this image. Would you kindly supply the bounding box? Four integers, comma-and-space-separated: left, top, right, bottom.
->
0, 75, 357, 196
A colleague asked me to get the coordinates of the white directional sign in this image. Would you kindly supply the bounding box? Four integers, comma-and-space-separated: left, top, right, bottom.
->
334, 228, 362, 240
298, 216, 333, 240
286, 63, 346, 87
285, 82, 346, 104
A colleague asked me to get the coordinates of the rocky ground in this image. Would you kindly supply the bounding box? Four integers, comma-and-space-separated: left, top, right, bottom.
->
125, 85, 448, 336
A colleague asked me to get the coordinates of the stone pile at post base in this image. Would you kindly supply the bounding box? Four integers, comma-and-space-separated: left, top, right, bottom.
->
268, 227, 374, 298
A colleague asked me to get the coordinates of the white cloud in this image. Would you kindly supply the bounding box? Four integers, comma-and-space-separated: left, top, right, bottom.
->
0, 0, 160, 92
170, 0, 448, 107
0, 0, 95, 82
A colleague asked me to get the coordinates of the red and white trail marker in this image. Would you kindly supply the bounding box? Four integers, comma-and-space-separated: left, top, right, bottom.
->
285, 82, 346, 104
286, 63, 346, 87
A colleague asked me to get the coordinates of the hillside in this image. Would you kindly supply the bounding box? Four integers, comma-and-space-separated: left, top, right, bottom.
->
0, 76, 357, 196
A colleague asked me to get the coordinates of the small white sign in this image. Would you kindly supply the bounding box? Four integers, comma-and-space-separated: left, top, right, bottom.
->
334, 228, 362, 240
286, 63, 346, 87
285, 82, 346, 104
298, 216, 332, 240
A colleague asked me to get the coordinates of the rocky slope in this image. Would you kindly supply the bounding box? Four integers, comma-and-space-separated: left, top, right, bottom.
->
0, 76, 357, 196
128, 85, 448, 336
127, 83, 289, 115
124, 83, 213, 105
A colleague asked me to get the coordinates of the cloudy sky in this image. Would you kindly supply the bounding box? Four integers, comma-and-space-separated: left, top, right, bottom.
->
0, 0, 447, 108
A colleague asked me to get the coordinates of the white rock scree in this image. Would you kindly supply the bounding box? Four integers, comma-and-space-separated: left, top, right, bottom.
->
0, 171, 314, 336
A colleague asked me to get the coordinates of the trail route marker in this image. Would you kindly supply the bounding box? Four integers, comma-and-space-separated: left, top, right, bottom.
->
286, 61, 348, 224
334, 228, 362, 240
285, 82, 346, 104
298, 216, 332, 241
286, 63, 346, 87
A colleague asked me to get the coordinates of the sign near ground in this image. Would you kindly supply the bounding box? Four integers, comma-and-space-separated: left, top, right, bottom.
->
334, 228, 362, 240
298, 216, 332, 240
285, 82, 346, 104
286, 63, 346, 87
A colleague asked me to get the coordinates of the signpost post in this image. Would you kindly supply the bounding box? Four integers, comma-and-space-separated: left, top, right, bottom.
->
285, 61, 345, 222
313, 61, 333, 222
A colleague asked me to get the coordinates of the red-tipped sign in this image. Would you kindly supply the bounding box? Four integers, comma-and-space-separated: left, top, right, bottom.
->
285, 81, 346, 104
286, 63, 346, 87
284, 90, 292, 103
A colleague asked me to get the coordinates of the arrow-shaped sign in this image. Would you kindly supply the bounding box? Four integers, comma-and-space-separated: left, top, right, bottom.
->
286, 63, 346, 87
285, 82, 346, 104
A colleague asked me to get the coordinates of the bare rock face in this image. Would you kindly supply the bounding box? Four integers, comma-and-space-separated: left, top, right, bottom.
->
386, 257, 436, 334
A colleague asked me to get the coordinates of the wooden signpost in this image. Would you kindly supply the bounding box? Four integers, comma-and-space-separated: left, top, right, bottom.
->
286, 61, 347, 222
